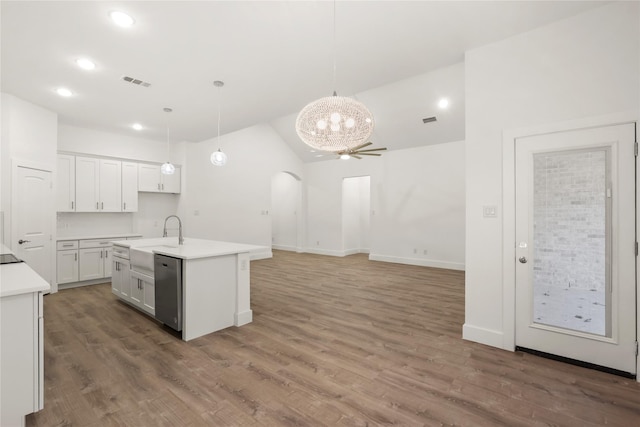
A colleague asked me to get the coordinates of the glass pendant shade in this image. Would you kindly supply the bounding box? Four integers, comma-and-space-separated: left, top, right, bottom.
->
160, 161, 175, 175
210, 149, 227, 166
296, 94, 374, 152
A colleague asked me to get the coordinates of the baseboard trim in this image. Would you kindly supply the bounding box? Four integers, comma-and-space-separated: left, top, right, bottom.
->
250, 248, 272, 260
304, 247, 348, 257
235, 310, 253, 326
369, 254, 465, 271
272, 244, 298, 252
462, 323, 505, 349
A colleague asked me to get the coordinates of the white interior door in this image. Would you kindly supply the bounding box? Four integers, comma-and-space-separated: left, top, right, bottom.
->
515, 123, 636, 375
14, 166, 53, 284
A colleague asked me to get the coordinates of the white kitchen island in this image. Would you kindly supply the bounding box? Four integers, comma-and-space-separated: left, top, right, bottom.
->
111, 237, 265, 341
0, 245, 50, 427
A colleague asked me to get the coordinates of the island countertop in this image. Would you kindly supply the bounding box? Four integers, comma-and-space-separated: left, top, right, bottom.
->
0, 245, 51, 298
111, 237, 267, 260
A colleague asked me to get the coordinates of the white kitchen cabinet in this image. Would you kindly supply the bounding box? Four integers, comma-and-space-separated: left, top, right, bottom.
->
121, 161, 139, 212
138, 163, 181, 193
130, 270, 155, 316
78, 239, 114, 281
56, 154, 76, 212
75, 156, 122, 212
56, 249, 78, 284
112, 257, 130, 298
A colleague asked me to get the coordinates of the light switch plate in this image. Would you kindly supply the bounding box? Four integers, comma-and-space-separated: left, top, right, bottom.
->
483, 205, 497, 218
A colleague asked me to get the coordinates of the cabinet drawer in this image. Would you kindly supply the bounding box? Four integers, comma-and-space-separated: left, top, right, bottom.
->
57, 240, 79, 250
79, 239, 113, 249
112, 245, 130, 259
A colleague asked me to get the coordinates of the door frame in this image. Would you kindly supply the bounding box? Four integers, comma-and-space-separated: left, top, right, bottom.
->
502, 111, 638, 379
11, 158, 56, 292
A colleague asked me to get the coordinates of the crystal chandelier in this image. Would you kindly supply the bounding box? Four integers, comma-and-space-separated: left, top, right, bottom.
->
295, 0, 374, 152
296, 92, 374, 152
160, 107, 175, 175
210, 80, 228, 166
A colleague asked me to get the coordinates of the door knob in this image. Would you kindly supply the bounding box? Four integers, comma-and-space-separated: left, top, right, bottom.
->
518, 256, 527, 264
18, 239, 31, 244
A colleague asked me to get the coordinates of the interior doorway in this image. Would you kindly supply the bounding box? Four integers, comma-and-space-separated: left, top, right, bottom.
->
271, 171, 303, 252
342, 176, 371, 255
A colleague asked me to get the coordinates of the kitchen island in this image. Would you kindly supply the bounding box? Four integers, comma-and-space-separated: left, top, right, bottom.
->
111, 237, 266, 341
1, 244, 50, 426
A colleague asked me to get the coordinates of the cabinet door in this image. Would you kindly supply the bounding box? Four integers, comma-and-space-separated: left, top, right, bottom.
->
138, 164, 161, 192
56, 155, 75, 212
99, 159, 122, 212
129, 275, 143, 307
56, 250, 78, 284
121, 162, 139, 212
75, 157, 100, 212
103, 248, 112, 277
141, 275, 155, 315
79, 248, 105, 281
160, 166, 181, 193
112, 258, 130, 297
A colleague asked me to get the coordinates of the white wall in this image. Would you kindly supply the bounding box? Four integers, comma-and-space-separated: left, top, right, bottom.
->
464, 2, 639, 348
0, 93, 57, 247
305, 140, 465, 268
57, 124, 185, 239
342, 176, 370, 254
184, 123, 303, 254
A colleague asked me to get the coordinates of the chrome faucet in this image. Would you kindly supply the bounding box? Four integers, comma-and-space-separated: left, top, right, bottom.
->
163, 215, 184, 245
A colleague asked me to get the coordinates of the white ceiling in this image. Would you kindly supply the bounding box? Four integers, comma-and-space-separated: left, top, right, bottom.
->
1, 1, 606, 162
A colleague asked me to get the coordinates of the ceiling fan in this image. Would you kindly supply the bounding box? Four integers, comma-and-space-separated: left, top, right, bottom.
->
336, 142, 387, 159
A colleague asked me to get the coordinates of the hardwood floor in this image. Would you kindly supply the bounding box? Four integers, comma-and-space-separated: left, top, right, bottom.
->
27, 251, 640, 426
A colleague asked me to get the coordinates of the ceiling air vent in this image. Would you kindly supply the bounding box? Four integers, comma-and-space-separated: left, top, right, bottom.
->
122, 76, 151, 87
422, 116, 437, 124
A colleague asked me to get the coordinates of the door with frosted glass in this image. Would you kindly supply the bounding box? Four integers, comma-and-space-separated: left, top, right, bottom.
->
515, 123, 636, 375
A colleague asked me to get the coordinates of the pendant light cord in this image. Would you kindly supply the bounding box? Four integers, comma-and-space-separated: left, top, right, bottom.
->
217, 85, 221, 144
332, 0, 337, 94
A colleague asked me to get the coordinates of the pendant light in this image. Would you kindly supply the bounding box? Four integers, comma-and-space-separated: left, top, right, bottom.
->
210, 80, 228, 166
160, 107, 175, 175
295, 0, 374, 152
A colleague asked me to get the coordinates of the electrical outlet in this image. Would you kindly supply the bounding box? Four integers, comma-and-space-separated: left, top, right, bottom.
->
423, 249, 428, 255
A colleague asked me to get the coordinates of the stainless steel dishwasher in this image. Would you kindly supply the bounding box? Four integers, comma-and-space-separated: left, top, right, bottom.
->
154, 254, 183, 331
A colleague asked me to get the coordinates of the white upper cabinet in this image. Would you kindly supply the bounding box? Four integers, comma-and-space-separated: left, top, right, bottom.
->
138, 163, 181, 194
56, 154, 75, 212
75, 157, 122, 212
121, 161, 139, 212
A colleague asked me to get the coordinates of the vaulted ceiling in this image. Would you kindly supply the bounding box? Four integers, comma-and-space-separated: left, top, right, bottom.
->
1, 1, 606, 162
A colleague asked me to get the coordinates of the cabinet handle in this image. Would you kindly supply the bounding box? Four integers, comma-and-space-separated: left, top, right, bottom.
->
71, 201, 74, 210
63, 243, 73, 247
96, 202, 99, 210
75, 253, 77, 261
162, 183, 165, 190
124, 202, 126, 210
100, 250, 103, 259
102, 202, 104, 210
157, 183, 161, 190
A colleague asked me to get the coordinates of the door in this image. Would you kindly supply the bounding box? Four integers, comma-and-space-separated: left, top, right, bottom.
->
515, 123, 636, 375
99, 159, 122, 211
122, 161, 139, 212
75, 157, 99, 211
56, 250, 78, 284
56, 154, 75, 212
78, 248, 104, 281
14, 166, 53, 284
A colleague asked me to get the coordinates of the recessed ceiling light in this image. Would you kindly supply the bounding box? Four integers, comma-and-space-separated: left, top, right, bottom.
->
132, 123, 143, 131
75, 58, 96, 70
56, 87, 73, 97
110, 11, 135, 27
438, 98, 450, 109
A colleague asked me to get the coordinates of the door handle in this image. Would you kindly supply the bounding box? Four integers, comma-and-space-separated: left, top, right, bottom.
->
518, 256, 528, 264
18, 239, 30, 244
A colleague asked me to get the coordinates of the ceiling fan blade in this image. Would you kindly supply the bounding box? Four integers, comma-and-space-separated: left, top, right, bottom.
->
351, 141, 372, 151
357, 153, 382, 156
355, 147, 387, 153
351, 154, 363, 159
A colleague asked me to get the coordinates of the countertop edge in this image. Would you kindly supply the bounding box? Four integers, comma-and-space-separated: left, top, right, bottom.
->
57, 233, 143, 241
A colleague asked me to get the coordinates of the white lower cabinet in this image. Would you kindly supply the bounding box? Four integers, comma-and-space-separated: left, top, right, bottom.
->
79, 247, 106, 281
57, 249, 78, 284
130, 270, 155, 316
111, 257, 130, 298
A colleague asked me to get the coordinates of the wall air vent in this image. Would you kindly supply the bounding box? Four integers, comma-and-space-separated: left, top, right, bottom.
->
422, 116, 437, 124
122, 76, 151, 87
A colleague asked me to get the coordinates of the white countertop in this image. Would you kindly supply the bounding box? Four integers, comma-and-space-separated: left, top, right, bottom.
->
1, 252, 51, 298
112, 237, 267, 260
58, 233, 142, 241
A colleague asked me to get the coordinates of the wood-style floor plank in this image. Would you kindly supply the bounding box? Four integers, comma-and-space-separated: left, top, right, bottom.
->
26, 251, 640, 426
